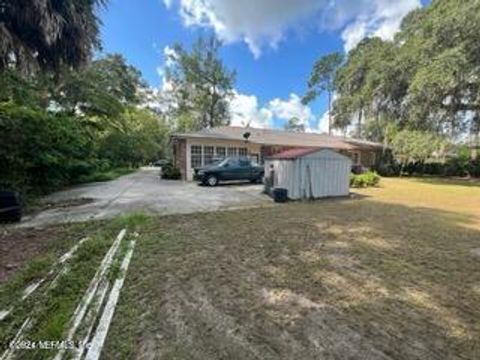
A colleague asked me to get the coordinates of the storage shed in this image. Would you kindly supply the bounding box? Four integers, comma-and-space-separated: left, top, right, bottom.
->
265, 148, 352, 200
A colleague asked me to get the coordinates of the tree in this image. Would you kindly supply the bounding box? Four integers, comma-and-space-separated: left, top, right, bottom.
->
165, 36, 236, 130
303, 52, 343, 135
390, 129, 447, 175
0, 0, 107, 73
330, 0, 480, 143
284, 117, 305, 132
51, 54, 147, 119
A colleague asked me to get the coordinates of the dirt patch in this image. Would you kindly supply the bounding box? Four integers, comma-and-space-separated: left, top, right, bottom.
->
0, 221, 97, 284
0, 227, 61, 283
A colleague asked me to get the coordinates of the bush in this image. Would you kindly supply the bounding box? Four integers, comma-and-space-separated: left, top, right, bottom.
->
350, 171, 381, 188
161, 161, 181, 180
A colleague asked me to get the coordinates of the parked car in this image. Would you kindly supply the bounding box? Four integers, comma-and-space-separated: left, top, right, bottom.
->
152, 159, 168, 167
194, 157, 264, 186
0, 191, 22, 222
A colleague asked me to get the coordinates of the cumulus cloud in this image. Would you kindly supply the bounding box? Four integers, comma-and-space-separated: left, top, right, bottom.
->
339, 0, 421, 52
164, 0, 421, 56
229, 92, 318, 131
268, 93, 314, 130
229, 91, 273, 128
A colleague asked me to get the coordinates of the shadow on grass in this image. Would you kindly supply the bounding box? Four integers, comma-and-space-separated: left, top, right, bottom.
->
103, 199, 480, 360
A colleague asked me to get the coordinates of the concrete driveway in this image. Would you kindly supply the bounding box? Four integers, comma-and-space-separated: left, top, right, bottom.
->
21, 168, 270, 227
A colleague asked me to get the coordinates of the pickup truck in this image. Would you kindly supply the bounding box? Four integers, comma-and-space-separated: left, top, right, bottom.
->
194, 157, 264, 186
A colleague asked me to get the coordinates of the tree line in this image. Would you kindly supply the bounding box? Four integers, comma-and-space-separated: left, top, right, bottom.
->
303, 0, 480, 176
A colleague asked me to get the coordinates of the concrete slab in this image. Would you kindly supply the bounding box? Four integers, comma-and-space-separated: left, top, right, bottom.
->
20, 168, 271, 227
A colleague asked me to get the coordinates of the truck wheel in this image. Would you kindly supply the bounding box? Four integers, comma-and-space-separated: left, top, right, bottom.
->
206, 175, 218, 186
251, 174, 264, 184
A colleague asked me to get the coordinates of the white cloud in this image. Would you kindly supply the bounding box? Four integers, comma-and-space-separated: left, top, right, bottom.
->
176, 0, 318, 58
317, 110, 330, 134
229, 91, 273, 128
164, 0, 421, 56
229, 92, 319, 131
268, 93, 313, 130
340, 0, 421, 52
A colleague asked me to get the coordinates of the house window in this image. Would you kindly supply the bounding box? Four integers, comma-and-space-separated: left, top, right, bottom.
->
227, 147, 237, 157
204, 146, 214, 165
191, 145, 202, 168
238, 147, 248, 157
216, 147, 226, 159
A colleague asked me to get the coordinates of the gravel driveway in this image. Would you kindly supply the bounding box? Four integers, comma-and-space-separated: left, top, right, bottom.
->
21, 168, 270, 227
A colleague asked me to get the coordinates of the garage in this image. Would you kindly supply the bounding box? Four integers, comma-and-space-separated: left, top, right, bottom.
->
265, 148, 352, 200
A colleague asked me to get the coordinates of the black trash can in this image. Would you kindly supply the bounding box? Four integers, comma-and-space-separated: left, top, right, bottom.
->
272, 188, 288, 203
0, 191, 22, 222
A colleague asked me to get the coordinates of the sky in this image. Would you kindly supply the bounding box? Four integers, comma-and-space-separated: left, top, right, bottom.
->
99, 0, 428, 133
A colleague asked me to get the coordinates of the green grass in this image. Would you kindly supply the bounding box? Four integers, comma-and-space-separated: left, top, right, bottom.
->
0, 214, 150, 359
77, 167, 136, 183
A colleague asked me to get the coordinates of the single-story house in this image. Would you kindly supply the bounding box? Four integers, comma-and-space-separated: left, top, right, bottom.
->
171, 126, 384, 181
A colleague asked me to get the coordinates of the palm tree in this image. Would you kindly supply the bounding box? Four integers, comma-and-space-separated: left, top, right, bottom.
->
0, 0, 107, 74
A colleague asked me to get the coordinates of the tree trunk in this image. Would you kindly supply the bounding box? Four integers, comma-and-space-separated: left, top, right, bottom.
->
357, 108, 363, 138
328, 90, 332, 136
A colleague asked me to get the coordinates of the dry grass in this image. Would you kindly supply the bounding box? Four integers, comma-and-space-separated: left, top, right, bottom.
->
101, 178, 480, 359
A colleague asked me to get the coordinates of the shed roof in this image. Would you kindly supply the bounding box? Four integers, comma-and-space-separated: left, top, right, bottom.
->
268, 148, 320, 160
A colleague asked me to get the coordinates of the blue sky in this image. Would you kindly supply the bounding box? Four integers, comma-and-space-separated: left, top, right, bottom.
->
100, 0, 427, 132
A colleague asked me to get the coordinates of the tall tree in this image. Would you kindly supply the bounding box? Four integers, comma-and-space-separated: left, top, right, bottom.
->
51, 54, 146, 119
330, 0, 480, 144
166, 36, 236, 130
0, 0, 107, 74
303, 52, 343, 135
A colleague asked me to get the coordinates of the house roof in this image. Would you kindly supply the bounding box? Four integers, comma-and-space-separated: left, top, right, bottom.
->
172, 126, 383, 150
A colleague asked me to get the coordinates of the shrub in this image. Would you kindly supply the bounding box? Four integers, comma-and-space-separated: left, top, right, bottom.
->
161, 161, 181, 180
350, 171, 381, 188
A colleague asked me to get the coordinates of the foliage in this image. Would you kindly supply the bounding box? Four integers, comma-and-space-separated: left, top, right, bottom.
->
77, 167, 134, 183
303, 52, 343, 135
284, 117, 305, 132
390, 129, 447, 173
98, 108, 169, 167
0, 102, 95, 195
165, 35, 236, 131
350, 171, 381, 188
328, 0, 480, 143
51, 54, 147, 118
0, 0, 106, 73
0, 55, 170, 198
161, 161, 182, 180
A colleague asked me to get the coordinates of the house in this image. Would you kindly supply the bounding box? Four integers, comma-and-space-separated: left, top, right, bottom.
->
171, 126, 384, 180
265, 148, 352, 200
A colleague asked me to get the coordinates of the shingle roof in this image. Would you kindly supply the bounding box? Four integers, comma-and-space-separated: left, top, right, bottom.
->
172, 126, 383, 150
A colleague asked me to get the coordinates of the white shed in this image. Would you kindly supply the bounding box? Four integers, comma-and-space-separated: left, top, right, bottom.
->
265, 148, 352, 200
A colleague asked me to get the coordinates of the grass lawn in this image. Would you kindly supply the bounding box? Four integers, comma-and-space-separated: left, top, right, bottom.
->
1, 177, 479, 359
101, 177, 480, 359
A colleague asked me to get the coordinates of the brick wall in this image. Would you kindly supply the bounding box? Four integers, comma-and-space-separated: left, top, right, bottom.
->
173, 139, 187, 180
